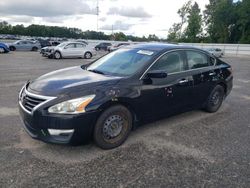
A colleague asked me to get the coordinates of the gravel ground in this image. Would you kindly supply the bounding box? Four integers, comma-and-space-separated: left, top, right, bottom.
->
0, 51, 250, 188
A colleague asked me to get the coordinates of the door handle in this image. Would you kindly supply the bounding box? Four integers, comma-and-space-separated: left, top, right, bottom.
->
209, 72, 216, 76
178, 79, 189, 84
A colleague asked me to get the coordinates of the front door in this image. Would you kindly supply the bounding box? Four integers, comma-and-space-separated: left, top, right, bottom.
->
63, 43, 77, 57
139, 50, 194, 120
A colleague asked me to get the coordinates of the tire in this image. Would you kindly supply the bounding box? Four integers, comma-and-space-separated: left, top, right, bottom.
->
54, 51, 62, 59
32, 47, 38, 51
0, 47, 5, 53
9, 46, 16, 51
204, 85, 225, 113
94, 105, 133, 149
84, 52, 92, 59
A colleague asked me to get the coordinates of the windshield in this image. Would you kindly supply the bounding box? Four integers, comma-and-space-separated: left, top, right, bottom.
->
87, 48, 154, 76
57, 42, 66, 47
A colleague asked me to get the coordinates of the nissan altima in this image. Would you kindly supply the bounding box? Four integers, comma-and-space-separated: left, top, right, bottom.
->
18, 43, 233, 149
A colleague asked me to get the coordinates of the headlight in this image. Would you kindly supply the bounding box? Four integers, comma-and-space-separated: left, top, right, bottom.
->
48, 95, 95, 114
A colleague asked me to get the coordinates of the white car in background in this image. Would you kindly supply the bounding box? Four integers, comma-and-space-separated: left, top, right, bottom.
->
51, 42, 96, 59
205, 48, 224, 58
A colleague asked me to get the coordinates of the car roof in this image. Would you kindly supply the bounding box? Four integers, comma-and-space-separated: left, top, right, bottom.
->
127, 43, 202, 52
62, 41, 86, 44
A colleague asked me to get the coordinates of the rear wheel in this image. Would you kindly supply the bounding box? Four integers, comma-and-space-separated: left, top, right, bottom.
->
204, 85, 225, 113
54, 51, 62, 59
94, 105, 132, 149
84, 52, 92, 59
32, 47, 38, 51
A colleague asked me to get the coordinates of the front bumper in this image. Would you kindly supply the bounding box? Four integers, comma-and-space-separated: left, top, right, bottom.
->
225, 75, 233, 96
19, 104, 98, 145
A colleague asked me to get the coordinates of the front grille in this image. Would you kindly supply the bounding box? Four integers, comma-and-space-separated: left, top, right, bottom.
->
20, 89, 47, 113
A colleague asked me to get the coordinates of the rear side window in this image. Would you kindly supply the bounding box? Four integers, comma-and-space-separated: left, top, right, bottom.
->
76, 43, 85, 48
150, 51, 185, 74
186, 51, 210, 69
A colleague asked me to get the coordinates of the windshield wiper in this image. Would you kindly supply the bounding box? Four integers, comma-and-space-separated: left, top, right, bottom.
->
88, 69, 105, 75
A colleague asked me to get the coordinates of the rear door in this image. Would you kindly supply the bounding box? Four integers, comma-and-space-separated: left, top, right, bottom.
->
75, 43, 86, 56
185, 50, 216, 106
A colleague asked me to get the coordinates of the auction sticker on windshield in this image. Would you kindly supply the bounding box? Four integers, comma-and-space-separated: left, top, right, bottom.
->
137, 50, 154, 56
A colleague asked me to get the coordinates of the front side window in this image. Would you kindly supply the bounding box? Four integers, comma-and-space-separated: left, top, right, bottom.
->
150, 51, 185, 74
186, 51, 209, 69
65, 44, 75, 49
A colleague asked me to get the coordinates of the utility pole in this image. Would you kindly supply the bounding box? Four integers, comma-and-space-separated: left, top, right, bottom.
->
96, 0, 99, 32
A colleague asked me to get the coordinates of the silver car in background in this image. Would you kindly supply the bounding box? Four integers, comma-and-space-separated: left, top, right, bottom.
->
50, 42, 96, 59
8, 40, 41, 51
205, 48, 224, 58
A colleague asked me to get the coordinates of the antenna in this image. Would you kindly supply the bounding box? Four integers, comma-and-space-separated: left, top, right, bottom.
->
96, 0, 99, 32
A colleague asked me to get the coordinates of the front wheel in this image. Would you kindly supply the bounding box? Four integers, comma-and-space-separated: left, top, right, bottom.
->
204, 85, 225, 113
9, 46, 16, 51
94, 105, 132, 149
54, 51, 62, 59
0, 47, 5, 53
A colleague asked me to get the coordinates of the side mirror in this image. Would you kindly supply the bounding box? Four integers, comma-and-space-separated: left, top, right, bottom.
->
146, 70, 168, 79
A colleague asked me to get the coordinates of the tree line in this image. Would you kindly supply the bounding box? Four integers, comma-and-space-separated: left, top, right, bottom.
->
168, 0, 250, 44
0, 21, 162, 42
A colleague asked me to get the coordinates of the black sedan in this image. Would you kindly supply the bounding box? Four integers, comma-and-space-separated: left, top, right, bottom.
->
95, 42, 112, 51
18, 43, 233, 149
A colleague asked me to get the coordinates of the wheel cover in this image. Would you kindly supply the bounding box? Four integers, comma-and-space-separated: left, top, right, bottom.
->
103, 115, 124, 139
211, 91, 221, 106
85, 53, 91, 58
55, 52, 60, 58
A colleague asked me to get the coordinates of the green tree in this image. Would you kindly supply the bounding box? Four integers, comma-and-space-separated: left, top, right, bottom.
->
185, 2, 202, 42
177, 0, 192, 38
167, 23, 181, 42
237, 0, 250, 43
204, 0, 237, 43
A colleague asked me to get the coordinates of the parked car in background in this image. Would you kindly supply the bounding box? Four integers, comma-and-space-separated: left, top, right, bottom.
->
0, 42, 10, 53
8, 40, 41, 51
205, 48, 224, 58
40, 46, 55, 57
37, 39, 51, 48
108, 43, 130, 52
18, 43, 233, 149
40, 41, 60, 57
95, 42, 112, 51
51, 41, 60, 46
45, 42, 96, 59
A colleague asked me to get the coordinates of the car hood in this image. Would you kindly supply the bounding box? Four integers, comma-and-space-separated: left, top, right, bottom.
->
28, 66, 122, 96
42, 46, 54, 50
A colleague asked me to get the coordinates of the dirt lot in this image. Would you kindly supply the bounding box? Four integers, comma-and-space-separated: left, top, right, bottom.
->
0, 51, 250, 187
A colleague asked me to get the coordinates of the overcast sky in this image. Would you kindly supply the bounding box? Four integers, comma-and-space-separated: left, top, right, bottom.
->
0, 0, 209, 38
